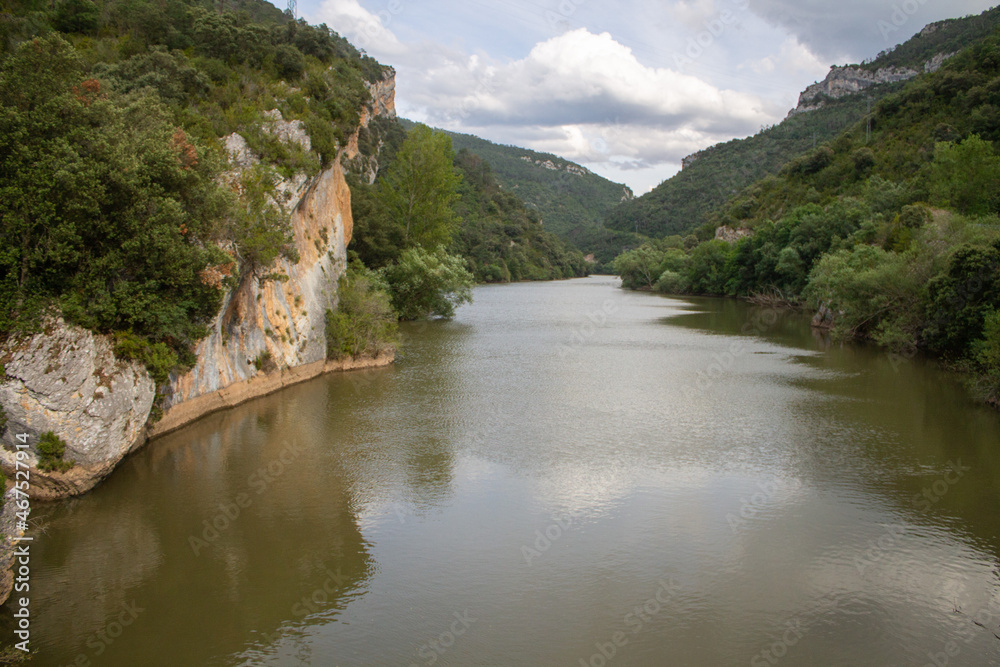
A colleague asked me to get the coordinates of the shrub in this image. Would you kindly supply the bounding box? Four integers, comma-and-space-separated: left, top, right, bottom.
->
274, 44, 305, 80
37, 431, 74, 473
655, 270, 690, 294
382, 246, 474, 320
974, 309, 1000, 402
114, 331, 179, 386
326, 263, 398, 358
804, 245, 926, 347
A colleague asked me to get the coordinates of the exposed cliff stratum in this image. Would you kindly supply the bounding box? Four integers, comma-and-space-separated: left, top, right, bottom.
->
0, 74, 398, 505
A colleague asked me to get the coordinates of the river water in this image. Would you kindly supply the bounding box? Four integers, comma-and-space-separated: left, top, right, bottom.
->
10, 276, 1000, 666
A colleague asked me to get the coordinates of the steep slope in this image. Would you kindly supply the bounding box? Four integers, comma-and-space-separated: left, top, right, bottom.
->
606, 6, 1000, 239
450, 149, 589, 282
613, 24, 1000, 404
395, 121, 641, 263
0, 0, 396, 506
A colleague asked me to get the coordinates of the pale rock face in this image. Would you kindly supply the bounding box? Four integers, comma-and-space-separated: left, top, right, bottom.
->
715, 226, 754, 244
163, 161, 353, 409
0, 318, 154, 470
224, 133, 259, 170
262, 109, 312, 152
0, 69, 398, 503
787, 52, 955, 117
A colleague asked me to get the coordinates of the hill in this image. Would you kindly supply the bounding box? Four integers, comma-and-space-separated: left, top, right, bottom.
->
612, 19, 1000, 404
399, 120, 644, 266
605, 6, 1000, 240
0, 0, 387, 363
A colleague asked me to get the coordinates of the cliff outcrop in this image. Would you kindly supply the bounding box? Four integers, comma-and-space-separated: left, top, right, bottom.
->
0, 72, 399, 512
788, 53, 954, 116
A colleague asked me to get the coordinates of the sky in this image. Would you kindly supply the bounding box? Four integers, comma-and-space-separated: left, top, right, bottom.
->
287, 0, 996, 193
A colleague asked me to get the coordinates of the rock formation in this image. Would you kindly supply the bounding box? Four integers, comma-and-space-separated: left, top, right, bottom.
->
788, 53, 954, 117
0, 71, 399, 513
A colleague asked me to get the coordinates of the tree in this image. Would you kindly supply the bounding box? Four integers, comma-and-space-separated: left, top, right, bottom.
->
325, 262, 398, 358
0, 35, 229, 350
929, 135, 1000, 216
382, 246, 474, 320
376, 124, 462, 248
612, 245, 666, 290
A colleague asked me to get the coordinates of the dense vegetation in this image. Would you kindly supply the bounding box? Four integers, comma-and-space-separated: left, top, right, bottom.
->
604, 91, 901, 239
325, 262, 397, 359
606, 6, 1000, 242
0, 0, 388, 380
451, 150, 588, 282
860, 6, 1000, 71
348, 123, 590, 284
419, 124, 644, 266
613, 26, 1000, 405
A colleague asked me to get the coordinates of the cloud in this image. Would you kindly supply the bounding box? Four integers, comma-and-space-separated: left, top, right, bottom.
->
745, 0, 996, 62
401, 29, 774, 157
305, 0, 996, 194
315, 0, 407, 56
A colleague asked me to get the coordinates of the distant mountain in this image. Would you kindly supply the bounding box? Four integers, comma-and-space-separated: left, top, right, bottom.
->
605, 6, 1000, 240
399, 120, 643, 265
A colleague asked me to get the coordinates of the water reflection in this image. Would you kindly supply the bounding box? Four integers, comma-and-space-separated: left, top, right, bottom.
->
6, 277, 1000, 666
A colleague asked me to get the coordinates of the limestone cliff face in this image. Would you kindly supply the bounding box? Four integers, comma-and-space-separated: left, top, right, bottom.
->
788, 53, 954, 116
0, 70, 399, 507
158, 71, 397, 424
161, 158, 353, 412
0, 318, 156, 498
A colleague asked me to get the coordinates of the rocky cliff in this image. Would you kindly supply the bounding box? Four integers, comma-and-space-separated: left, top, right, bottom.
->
0, 72, 398, 508
788, 53, 954, 116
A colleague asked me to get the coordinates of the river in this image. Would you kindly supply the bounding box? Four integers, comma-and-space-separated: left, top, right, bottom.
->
9, 276, 1000, 666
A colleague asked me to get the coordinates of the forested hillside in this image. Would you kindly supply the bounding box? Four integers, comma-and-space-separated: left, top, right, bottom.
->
606, 6, 1000, 240
402, 122, 644, 266
347, 124, 589, 283
613, 26, 1000, 405
0, 0, 387, 375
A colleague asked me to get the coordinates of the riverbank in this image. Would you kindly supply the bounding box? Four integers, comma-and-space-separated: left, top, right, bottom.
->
655, 288, 1000, 410
148, 352, 395, 439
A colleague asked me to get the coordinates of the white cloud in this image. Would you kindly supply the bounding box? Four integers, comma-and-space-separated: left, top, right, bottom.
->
314, 0, 407, 57
301, 0, 998, 193
393, 29, 775, 180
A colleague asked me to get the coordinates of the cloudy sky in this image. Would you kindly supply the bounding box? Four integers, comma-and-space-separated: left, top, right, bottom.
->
290, 0, 995, 193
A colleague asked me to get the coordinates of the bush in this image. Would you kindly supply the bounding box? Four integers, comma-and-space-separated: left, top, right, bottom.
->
929, 135, 1000, 216
326, 263, 398, 358
922, 241, 1000, 356
37, 431, 74, 473
804, 245, 925, 346
382, 246, 474, 320
274, 44, 306, 80
612, 245, 667, 290
974, 309, 1000, 402
655, 270, 690, 294
114, 331, 179, 386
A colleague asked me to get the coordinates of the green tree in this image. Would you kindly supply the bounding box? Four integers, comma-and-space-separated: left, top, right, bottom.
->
377, 124, 462, 248
804, 245, 926, 346
382, 246, 474, 320
929, 135, 1000, 216
0, 35, 230, 349
612, 245, 667, 289
325, 262, 398, 358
